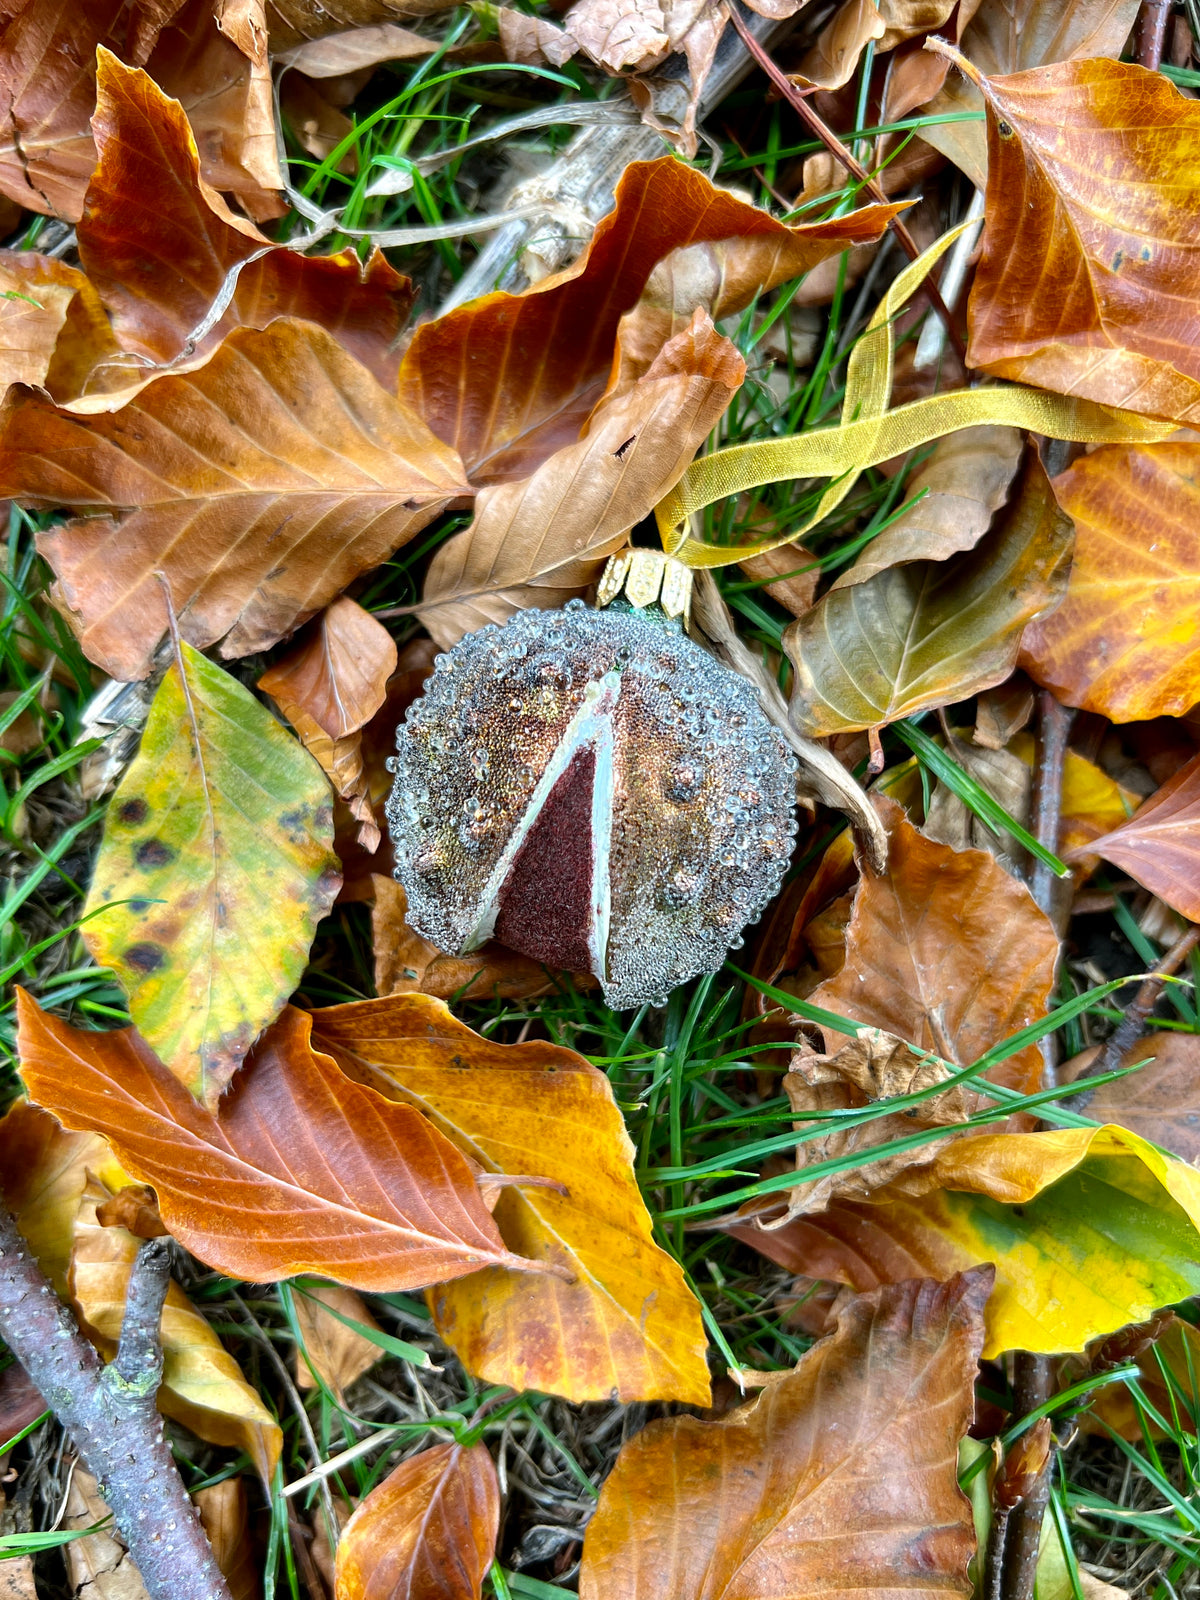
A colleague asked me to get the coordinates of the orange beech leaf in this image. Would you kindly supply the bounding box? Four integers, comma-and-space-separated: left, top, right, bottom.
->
15, 994, 538, 1292
78, 54, 413, 386
311, 994, 712, 1406
333, 1441, 499, 1600
1020, 444, 1200, 721
808, 799, 1057, 1097
965, 57, 1200, 422
259, 598, 397, 742
917, 0, 1142, 189
420, 308, 743, 644
370, 876, 592, 1002
578, 1270, 991, 1600
0, 317, 469, 680
1070, 751, 1200, 921
1065, 1034, 1200, 1165
398, 156, 899, 485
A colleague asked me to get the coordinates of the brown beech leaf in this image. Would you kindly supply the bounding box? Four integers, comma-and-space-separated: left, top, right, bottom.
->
419, 309, 743, 645
398, 156, 899, 485
293, 1283, 383, 1399
809, 798, 1057, 1094
965, 57, 1200, 421
1066, 1034, 1200, 1164
79, 54, 413, 385
1071, 752, 1200, 922
578, 1270, 991, 1600
786, 454, 1072, 735
194, 1479, 261, 1600
370, 876, 590, 1001
918, 0, 1142, 188
311, 994, 712, 1406
829, 426, 1024, 589
0, 317, 469, 680
334, 1441, 499, 1600
793, 0, 961, 94
736, 543, 818, 616
16, 994, 538, 1292
259, 598, 397, 741
0, 254, 99, 390
266, 0, 458, 51
1020, 444, 1200, 721
63, 1467, 151, 1600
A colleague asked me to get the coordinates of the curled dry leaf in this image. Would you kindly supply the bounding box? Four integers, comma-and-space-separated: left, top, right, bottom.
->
71, 1180, 283, 1481
967, 57, 1200, 421
829, 426, 1024, 590
922, 737, 1031, 875
311, 994, 712, 1406
0, 253, 100, 392
334, 1441, 499, 1600
260, 598, 397, 852
786, 454, 1072, 735
83, 642, 341, 1107
918, 0, 1143, 188
63, 1467, 151, 1600
1066, 1033, 1200, 1165
780, 1028, 984, 1220
0, 317, 470, 680
370, 876, 591, 1002
806, 799, 1057, 1095
1021, 444, 1200, 721
194, 1478, 261, 1600
1071, 751, 1200, 922
735, 543, 818, 616
16, 994, 537, 1292
399, 156, 898, 485
293, 1283, 383, 1399
727, 1124, 1200, 1357
420, 308, 743, 645
80, 54, 413, 387
265, 0, 458, 51
793, 0, 963, 93
578, 1269, 991, 1600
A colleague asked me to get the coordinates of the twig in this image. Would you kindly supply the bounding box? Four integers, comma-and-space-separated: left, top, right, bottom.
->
1066, 924, 1200, 1105
726, 1, 968, 364
1000, 1358, 1056, 1600
0, 1209, 231, 1600
1136, 0, 1173, 69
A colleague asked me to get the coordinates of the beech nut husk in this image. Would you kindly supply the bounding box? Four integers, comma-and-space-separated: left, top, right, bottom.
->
387, 599, 797, 1009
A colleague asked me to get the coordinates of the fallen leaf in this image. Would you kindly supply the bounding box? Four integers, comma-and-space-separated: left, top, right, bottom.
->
311, 993, 712, 1405
564, 0, 669, 72
95, 1183, 168, 1238
727, 1123, 1200, 1357
70, 1180, 283, 1481
259, 598, 397, 742
0, 1098, 124, 1296
63, 1466, 151, 1600
398, 156, 898, 484
1071, 751, 1200, 922
966, 57, 1200, 421
265, 0, 457, 51
736, 543, 818, 616
371, 876, 589, 1001
922, 737, 1031, 874
1073, 1313, 1200, 1443
1007, 732, 1139, 860
918, 0, 1142, 189
195, 1478, 261, 1600
79, 54, 414, 384
1066, 1033, 1200, 1164
0, 317, 470, 680
1020, 444, 1200, 721
973, 678, 1035, 749
0, 253, 96, 390
786, 454, 1072, 734
16, 993, 535, 1292
0, 1362, 46, 1444
419, 308, 744, 644
82, 641, 340, 1106
805, 800, 1058, 1095
578, 1270, 990, 1600
293, 1283, 383, 1399
829, 426, 1024, 589
277, 21, 435, 73
334, 1441, 499, 1600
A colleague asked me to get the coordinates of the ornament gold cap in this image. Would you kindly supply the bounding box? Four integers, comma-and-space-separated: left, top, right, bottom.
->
595, 549, 692, 624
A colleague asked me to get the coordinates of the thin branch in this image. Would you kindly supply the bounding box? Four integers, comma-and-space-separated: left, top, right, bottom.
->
0, 1209, 231, 1600
112, 1237, 171, 1389
726, 2, 968, 364
1136, 0, 1173, 69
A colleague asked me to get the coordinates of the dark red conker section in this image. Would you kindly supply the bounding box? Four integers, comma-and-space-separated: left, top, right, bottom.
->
494, 746, 596, 973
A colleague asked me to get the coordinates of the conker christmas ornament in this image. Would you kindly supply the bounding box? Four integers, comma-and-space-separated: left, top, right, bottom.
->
386, 552, 797, 1008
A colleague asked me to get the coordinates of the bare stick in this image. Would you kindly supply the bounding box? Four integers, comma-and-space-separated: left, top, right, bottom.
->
1136, 0, 1173, 70
1066, 924, 1200, 1104
726, 2, 968, 364
0, 1208, 231, 1600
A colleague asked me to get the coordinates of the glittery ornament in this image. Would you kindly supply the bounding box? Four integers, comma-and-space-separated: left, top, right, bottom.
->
386, 557, 797, 1008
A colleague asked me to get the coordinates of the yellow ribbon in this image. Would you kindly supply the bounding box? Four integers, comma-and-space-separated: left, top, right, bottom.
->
655, 226, 1175, 569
